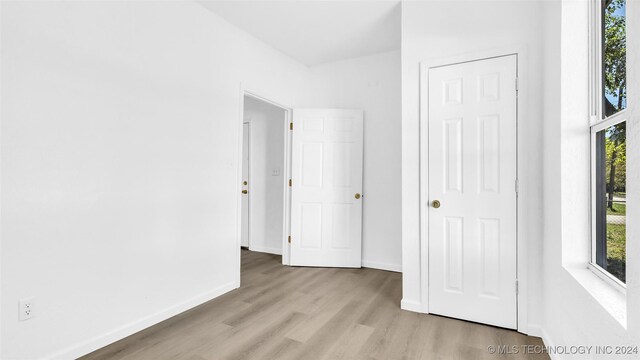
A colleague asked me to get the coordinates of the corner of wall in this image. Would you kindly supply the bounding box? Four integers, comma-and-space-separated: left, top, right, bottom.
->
400, 299, 423, 313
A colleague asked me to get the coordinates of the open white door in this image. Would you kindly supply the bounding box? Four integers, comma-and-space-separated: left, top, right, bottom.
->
427, 55, 518, 329
289, 109, 364, 268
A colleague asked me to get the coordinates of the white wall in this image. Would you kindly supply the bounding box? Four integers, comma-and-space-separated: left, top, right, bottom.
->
309, 50, 402, 272
540, 0, 640, 358
243, 96, 286, 255
5, 0, 639, 358
400, 0, 545, 332
0, 2, 315, 359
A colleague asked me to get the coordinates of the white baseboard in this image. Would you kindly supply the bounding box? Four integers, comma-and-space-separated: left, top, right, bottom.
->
525, 323, 543, 338
541, 328, 560, 360
362, 259, 402, 273
401, 298, 424, 313
48, 281, 238, 360
248, 245, 282, 255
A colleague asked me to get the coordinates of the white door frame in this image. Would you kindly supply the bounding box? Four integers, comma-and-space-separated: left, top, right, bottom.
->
235, 84, 293, 287
419, 46, 531, 334
241, 121, 251, 248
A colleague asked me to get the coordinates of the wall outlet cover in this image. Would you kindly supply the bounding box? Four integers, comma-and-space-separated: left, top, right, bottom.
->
19, 297, 35, 321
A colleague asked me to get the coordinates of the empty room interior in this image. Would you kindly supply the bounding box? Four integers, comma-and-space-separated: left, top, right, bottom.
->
0, 0, 638, 359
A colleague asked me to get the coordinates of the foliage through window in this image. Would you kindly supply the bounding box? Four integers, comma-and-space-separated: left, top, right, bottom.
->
592, 0, 626, 286
602, 0, 626, 118
594, 123, 626, 283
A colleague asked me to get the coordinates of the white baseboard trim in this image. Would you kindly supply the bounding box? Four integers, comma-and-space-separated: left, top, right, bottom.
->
48, 281, 238, 360
541, 328, 560, 360
362, 259, 402, 273
525, 323, 543, 338
401, 299, 424, 313
248, 245, 282, 255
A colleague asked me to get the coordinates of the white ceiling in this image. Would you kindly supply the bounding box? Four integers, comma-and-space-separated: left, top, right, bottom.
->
198, 1, 401, 66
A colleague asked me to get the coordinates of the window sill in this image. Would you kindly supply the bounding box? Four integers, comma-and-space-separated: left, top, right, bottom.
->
565, 266, 627, 329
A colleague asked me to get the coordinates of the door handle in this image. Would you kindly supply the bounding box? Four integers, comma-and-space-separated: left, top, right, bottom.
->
354, 193, 361, 199
242, 190, 248, 194
432, 200, 441, 208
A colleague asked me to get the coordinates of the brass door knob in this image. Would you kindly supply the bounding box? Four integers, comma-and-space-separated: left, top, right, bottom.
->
242, 190, 248, 194
355, 193, 361, 199
432, 200, 441, 208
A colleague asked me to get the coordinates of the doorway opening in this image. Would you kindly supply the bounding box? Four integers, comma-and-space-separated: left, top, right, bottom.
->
240, 94, 291, 266
237, 90, 365, 283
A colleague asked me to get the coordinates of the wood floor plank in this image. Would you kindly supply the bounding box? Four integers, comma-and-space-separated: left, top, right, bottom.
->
258, 338, 303, 360
81, 249, 549, 360
215, 312, 308, 360
319, 323, 375, 360
286, 299, 369, 359
284, 270, 386, 343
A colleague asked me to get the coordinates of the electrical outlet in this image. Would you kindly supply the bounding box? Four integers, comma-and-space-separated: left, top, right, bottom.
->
19, 297, 35, 321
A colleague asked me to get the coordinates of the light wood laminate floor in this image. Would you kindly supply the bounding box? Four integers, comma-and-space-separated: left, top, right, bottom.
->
82, 249, 549, 360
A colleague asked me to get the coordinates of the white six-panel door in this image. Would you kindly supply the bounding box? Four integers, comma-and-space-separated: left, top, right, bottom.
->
290, 109, 364, 267
428, 55, 518, 329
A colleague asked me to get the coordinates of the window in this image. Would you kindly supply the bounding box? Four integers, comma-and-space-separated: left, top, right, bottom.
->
591, 0, 627, 287
602, 0, 627, 118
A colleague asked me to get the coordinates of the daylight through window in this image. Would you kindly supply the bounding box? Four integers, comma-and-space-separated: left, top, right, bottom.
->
591, 0, 627, 285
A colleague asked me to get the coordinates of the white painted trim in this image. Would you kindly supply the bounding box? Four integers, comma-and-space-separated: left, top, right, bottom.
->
236, 84, 246, 288
249, 245, 283, 256
588, 262, 627, 293
590, 110, 628, 132
400, 299, 423, 313
540, 329, 561, 360
0, 2, 3, 357
417, 45, 532, 334
243, 122, 252, 249
282, 105, 293, 266
48, 281, 238, 360
237, 83, 294, 282
362, 259, 402, 273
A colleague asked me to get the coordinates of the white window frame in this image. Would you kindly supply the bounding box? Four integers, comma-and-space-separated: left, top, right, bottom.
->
589, 0, 628, 292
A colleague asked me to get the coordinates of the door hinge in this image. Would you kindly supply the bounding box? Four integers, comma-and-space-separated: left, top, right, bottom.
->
289, 179, 292, 187
515, 280, 519, 295
290, 122, 293, 130
515, 179, 519, 194
515, 77, 519, 93
288, 235, 291, 244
